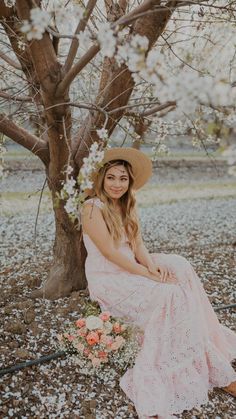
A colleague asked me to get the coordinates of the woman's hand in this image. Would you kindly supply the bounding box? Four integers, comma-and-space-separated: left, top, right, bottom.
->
146, 261, 177, 284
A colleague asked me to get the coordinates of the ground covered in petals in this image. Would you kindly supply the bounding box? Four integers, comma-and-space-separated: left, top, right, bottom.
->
1, 157, 236, 418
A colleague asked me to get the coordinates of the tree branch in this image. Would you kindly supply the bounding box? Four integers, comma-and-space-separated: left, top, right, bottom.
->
0, 50, 22, 70
0, 90, 31, 102
56, 44, 100, 97
125, 100, 177, 117
0, 113, 49, 165
56, 0, 165, 97
64, 0, 97, 73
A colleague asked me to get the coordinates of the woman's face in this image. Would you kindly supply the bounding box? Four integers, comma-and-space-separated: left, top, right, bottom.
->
103, 164, 129, 201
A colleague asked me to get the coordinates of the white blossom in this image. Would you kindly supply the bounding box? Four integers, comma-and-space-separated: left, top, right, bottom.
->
96, 128, 108, 141
63, 178, 76, 195
21, 8, 51, 41
97, 23, 116, 58
116, 34, 149, 73
4, 0, 15, 7
64, 197, 77, 214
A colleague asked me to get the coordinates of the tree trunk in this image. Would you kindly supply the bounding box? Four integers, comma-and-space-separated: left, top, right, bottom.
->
31, 200, 87, 299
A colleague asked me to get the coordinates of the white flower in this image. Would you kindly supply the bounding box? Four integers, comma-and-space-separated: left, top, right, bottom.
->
64, 178, 76, 195
64, 197, 77, 214
80, 179, 93, 190
17, 40, 26, 51
21, 8, 51, 41
96, 128, 108, 141
103, 321, 113, 334
97, 23, 116, 58
77, 30, 91, 51
4, 0, 15, 7
66, 165, 73, 175
86, 316, 103, 331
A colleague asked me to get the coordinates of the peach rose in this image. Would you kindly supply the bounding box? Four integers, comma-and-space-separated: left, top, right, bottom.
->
86, 331, 100, 346
99, 311, 111, 321
91, 357, 102, 368
110, 336, 125, 350
75, 318, 86, 328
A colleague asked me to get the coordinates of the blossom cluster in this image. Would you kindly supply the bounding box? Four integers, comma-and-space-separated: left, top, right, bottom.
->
97, 23, 117, 58
116, 34, 149, 72
4, 0, 15, 7
21, 8, 51, 41
57, 307, 141, 379
59, 142, 104, 219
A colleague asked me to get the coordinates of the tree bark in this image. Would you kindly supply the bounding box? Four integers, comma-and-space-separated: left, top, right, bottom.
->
31, 204, 87, 299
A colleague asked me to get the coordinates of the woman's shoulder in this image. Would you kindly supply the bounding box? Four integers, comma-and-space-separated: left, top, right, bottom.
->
82, 196, 104, 210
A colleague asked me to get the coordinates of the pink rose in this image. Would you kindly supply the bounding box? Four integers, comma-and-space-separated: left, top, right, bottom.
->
77, 343, 85, 352
113, 322, 122, 334
100, 334, 113, 346
77, 327, 87, 337
99, 311, 111, 321
98, 350, 107, 359
83, 348, 90, 356
86, 331, 100, 346
66, 334, 75, 342
75, 318, 86, 328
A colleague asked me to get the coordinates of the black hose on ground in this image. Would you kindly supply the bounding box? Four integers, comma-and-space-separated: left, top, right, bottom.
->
0, 303, 235, 378
0, 350, 65, 377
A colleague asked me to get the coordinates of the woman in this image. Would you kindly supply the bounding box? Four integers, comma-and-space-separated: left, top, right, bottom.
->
81, 147, 236, 419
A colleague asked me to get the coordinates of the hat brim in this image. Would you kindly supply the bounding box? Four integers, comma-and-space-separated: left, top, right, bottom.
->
83, 147, 152, 197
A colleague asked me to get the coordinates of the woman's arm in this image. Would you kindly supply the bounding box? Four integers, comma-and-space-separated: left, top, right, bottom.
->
81, 203, 159, 280
134, 218, 154, 268
134, 212, 177, 283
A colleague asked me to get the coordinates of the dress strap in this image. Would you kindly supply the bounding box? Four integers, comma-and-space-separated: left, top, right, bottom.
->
83, 197, 104, 210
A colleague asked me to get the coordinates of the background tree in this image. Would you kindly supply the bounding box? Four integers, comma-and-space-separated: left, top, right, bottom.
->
0, 0, 235, 299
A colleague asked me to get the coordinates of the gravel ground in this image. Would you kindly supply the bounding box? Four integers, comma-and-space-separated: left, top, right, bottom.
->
0, 162, 236, 418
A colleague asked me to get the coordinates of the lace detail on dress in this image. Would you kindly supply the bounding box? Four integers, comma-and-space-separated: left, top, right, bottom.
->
83, 196, 104, 210
82, 196, 236, 418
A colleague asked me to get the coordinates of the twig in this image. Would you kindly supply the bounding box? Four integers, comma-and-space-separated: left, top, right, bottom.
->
34, 177, 47, 259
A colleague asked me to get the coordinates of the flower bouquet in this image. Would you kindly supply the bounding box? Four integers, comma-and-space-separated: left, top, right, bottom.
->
57, 302, 143, 382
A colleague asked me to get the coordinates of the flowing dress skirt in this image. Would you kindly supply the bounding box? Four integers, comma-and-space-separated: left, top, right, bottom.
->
83, 221, 236, 418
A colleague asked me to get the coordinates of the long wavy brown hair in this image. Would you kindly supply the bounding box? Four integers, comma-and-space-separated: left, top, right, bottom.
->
88, 159, 139, 251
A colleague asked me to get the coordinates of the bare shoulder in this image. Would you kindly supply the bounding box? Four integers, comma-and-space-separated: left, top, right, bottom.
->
81, 197, 106, 233
82, 197, 104, 211
81, 199, 103, 220
81, 198, 112, 246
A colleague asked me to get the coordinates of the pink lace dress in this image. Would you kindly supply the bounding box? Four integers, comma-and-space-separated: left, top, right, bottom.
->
82, 197, 236, 419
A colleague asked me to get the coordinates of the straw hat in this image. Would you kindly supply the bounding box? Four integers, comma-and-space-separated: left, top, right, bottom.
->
84, 147, 152, 196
